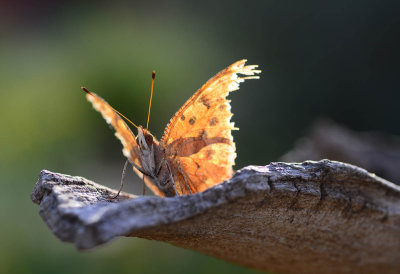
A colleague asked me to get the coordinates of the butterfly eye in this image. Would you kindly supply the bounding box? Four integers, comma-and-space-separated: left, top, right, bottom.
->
145, 134, 154, 146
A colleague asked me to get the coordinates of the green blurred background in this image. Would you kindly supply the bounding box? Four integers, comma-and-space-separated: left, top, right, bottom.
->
1, 1, 399, 273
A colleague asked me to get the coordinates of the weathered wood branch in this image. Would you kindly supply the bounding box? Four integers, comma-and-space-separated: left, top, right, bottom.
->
31, 160, 400, 273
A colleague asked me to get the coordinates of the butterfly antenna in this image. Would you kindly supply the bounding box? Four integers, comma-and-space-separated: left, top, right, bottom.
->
81, 86, 139, 129
146, 71, 156, 130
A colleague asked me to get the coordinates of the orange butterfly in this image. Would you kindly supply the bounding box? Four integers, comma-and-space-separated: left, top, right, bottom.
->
83, 59, 260, 197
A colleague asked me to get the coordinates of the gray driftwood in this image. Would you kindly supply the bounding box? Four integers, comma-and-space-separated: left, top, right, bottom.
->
31, 160, 400, 273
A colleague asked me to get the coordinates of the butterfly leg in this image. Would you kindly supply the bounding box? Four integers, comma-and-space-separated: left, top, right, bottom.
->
155, 157, 164, 176
128, 159, 152, 177
165, 161, 179, 195
141, 174, 146, 195
107, 159, 129, 199
127, 159, 153, 196
177, 164, 192, 195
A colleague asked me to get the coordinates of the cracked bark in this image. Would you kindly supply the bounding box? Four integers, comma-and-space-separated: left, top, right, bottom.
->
31, 160, 400, 273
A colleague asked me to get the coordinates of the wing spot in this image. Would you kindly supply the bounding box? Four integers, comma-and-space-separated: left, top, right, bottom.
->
219, 104, 226, 111
180, 115, 185, 121
206, 149, 215, 160
209, 117, 218, 126
198, 129, 208, 139
199, 96, 211, 109
189, 116, 196, 125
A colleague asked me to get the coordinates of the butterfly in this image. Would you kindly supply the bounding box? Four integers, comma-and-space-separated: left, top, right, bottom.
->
82, 59, 260, 197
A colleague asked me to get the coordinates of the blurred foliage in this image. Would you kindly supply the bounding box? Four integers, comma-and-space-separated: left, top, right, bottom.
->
0, 0, 399, 273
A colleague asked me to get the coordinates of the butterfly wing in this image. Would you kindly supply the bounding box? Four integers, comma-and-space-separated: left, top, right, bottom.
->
85, 92, 164, 196
161, 59, 261, 194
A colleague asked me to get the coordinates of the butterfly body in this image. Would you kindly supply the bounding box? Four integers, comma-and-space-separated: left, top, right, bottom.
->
134, 126, 177, 196
84, 59, 260, 197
